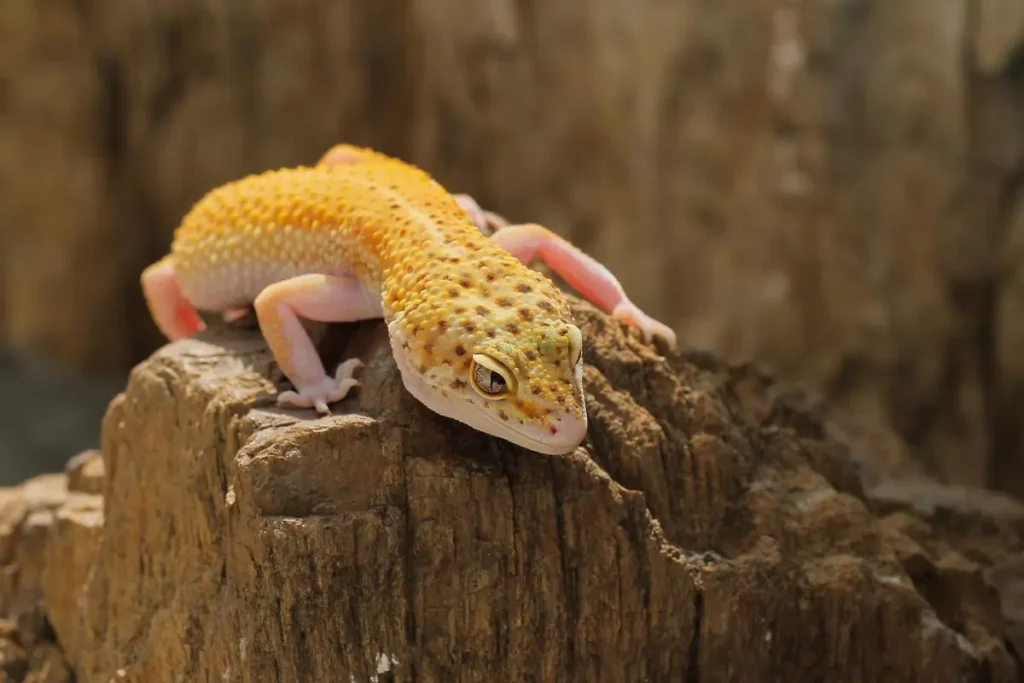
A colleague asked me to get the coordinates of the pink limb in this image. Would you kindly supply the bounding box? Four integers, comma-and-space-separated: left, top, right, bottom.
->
141, 257, 206, 341
453, 194, 508, 236
222, 307, 251, 323
315, 143, 393, 168
490, 223, 678, 346
253, 274, 382, 414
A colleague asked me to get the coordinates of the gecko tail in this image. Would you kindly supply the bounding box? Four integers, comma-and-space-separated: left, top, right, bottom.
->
141, 256, 205, 341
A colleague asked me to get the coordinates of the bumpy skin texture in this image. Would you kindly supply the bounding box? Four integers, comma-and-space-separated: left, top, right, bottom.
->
142, 144, 674, 454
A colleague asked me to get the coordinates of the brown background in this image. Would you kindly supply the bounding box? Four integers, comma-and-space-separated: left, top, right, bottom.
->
1, 0, 1023, 493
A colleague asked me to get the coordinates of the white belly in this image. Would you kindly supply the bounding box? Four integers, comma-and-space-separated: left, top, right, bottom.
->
177, 260, 353, 312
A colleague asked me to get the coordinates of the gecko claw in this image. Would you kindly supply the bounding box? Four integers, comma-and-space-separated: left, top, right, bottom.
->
276, 358, 364, 413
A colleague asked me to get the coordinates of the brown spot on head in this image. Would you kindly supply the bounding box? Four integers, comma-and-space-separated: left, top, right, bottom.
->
448, 289, 460, 298
538, 300, 555, 313
516, 283, 533, 293
455, 344, 466, 356
462, 321, 476, 333
486, 273, 496, 282
486, 328, 497, 338
450, 379, 467, 390
455, 306, 466, 314
517, 308, 534, 322
438, 319, 448, 331
496, 296, 513, 307
475, 305, 491, 316
459, 278, 472, 288
497, 410, 509, 422
505, 322, 520, 334
531, 384, 542, 396
525, 350, 537, 361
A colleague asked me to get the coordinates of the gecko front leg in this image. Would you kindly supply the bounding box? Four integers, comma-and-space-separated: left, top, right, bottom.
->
490, 223, 677, 346
253, 274, 382, 414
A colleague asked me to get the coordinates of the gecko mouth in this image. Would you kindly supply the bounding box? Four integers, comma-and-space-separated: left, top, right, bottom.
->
467, 401, 588, 455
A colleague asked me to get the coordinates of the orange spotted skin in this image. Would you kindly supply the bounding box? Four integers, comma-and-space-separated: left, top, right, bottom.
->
165, 147, 586, 441
171, 159, 433, 306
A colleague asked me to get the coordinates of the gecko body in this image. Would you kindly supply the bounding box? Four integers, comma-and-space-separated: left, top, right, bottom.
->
142, 145, 675, 455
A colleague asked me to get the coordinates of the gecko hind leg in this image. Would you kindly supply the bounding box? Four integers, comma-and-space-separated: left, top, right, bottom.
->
490, 223, 677, 346
141, 257, 206, 341
454, 194, 508, 236
315, 143, 394, 168
253, 273, 382, 414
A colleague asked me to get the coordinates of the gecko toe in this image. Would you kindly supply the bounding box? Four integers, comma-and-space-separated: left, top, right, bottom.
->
276, 390, 307, 408
277, 369, 362, 414
336, 378, 360, 398
334, 358, 364, 381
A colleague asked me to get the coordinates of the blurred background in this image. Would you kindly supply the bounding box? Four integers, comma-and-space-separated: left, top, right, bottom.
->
0, 1, 1021, 492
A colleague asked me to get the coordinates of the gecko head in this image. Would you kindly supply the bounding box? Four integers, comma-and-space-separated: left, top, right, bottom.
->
387, 309, 588, 456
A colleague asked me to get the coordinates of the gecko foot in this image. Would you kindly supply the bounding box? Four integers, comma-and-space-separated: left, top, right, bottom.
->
612, 302, 678, 347
277, 358, 364, 414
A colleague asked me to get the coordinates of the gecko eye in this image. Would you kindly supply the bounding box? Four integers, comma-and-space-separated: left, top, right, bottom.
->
470, 354, 515, 399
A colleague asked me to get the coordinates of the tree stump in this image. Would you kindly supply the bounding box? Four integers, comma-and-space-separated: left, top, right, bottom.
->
0, 301, 1017, 681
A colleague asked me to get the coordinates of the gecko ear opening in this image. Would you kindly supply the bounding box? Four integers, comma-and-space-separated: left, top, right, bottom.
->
470, 354, 516, 399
